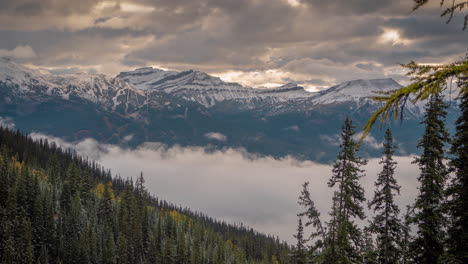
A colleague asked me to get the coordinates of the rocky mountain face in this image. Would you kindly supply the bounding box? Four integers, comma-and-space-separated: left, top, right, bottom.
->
0, 58, 458, 162
117, 67, 311, 107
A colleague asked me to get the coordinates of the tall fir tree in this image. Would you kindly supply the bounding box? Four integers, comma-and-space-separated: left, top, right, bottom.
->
0, 126, 290, 264
298, 181, 325, 258
358, 226, 377, 264
412, 93, 449, 264
400, 206, 415, 264
368, 129, 403, 264
446, 79, 468, 263
293, 217, 308, 264
326, 118, 367, 263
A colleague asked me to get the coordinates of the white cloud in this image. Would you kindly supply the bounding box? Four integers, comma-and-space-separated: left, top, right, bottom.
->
204, 132, 227, 142
122, 134, 134, 143
321, 132, 383, 150
353, 132, 383, 150
29, 133, 420, 244
0, 116, 16, 129
120, 2, 155, 13
319, 134, 341, 146
0, 45, 36, 59
285, 125, 300, 132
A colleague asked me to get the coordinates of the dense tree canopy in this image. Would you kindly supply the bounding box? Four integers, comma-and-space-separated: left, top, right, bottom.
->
0, 127, 290, 264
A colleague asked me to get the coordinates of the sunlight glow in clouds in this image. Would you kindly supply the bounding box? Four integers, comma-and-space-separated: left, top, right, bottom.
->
95, 1, 155, 13
380, 28, 411, 46
120, 2, 156, 13
216, 69, 322, 91
285, 0, 301, 7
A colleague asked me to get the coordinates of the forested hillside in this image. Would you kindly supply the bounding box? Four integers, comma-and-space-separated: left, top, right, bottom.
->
0, 127, 289, 264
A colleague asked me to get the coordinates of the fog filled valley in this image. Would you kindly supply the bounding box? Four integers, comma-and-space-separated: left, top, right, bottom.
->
28, 132, 421, 244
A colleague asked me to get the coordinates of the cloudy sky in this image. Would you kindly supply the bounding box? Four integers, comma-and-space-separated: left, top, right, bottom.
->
0, 0, 466, 90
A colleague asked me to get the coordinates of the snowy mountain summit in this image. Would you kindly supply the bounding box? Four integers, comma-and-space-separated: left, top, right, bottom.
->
312, 78, 402, 105
117, 67, 312, 107
0, 59, 443, 161
0, 59, 407, 112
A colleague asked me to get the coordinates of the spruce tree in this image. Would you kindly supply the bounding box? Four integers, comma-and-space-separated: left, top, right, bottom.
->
446, 83, 468, 263
400, 206, 415, 264
368, 129, 403, 264
326, 118, 367, 263
298, 181, 325, 257
412, 93, 449, 263
359, 226, 377, 264
293, 217, 308, 264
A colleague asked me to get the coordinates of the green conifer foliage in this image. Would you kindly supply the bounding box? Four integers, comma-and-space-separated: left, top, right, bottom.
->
326, 118, 367, 263
368, 129, 403, 264
412, 93, 450, 263
0, 127, 289, 264
446, 85, 468, 263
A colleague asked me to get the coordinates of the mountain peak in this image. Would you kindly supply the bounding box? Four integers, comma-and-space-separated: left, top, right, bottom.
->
0, 60, 410, 110
312, 78, 402, 105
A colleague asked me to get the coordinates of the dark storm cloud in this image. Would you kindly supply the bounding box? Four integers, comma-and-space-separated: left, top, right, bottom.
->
0, 0, 466, 88
299, 0, 407, 15
0, 0, 103, 16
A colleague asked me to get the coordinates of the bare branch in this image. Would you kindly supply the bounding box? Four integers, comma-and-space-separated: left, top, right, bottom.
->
413, 0, 468, 30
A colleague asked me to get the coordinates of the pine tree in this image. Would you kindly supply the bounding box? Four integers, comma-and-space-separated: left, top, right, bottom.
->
368, 129, 403, 264
359, 227, 377, 264
400, 206, 415, 264
0, 127, 290, 264
326, 118, 367, 263
297, 181, 325, 257
293, 217, 308, 264
322, 191, 340, 264
412, 93, 449, 263
446, 83, 468, 263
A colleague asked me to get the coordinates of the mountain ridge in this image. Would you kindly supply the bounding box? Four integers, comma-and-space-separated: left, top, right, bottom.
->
0, 58, 452, 162
1, 58, 405, 111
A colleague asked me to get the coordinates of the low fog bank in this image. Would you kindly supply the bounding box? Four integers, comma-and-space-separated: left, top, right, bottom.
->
30, 133, 420, 244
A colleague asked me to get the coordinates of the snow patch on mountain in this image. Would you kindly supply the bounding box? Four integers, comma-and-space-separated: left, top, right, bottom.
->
0, 58, 147, 114
0, 59, 429, 116
118, 67, 313, 107
312, 79, 402, 105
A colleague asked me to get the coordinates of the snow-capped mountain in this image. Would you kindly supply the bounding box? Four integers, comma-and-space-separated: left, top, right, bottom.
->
117, 67, 313, 107
1, 59, 453, 162
116, 66, 414, 114
1, 58, 408, 112
313, 79, 402, 105
0, 58, 147, 113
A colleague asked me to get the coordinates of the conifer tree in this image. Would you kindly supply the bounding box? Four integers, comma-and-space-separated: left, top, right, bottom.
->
368, 129, 403, 264
0, 126, 289, 264
298, 181, 325, 256
293, 217, 308, 264
358, 226, 377, 264
322, 192, 340, 264
412, 93, 449, 263
400, 206, 415, 264
326, 118, 367, 263
446, 80, 468, 263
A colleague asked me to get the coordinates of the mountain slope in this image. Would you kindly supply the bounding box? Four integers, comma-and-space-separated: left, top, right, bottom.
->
117, 67, 312, 108
0, 127, 290, 263
0, 59, 458, 162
